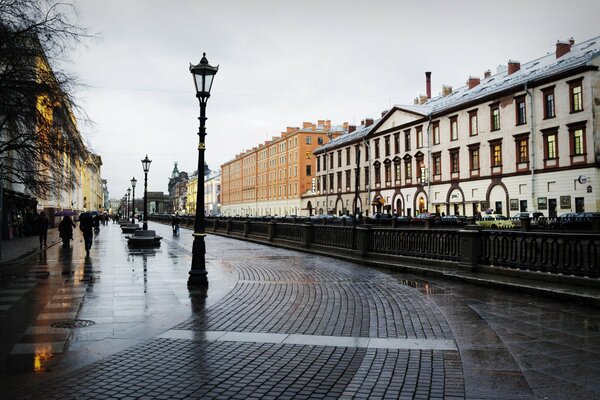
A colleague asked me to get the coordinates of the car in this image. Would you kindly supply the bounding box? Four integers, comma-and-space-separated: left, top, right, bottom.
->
414, 212, 441, 221
512, 211, 547, 227
476, 214, 514, 229
437, 215, 467, 226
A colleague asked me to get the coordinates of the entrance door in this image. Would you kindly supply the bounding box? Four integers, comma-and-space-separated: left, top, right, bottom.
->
575, 197, 585, 213
548, 198, 557, 218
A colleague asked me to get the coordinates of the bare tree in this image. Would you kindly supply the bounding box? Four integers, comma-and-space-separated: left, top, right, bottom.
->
0, 0, 91, 198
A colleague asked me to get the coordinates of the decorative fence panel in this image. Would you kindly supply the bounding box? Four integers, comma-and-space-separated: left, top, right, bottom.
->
249, 222, 269, 237
480, 231, 600, 278
230, 221, 245, 233
313, 226, 354, 249
369, 229, 461, 261
275, 223, 302, 242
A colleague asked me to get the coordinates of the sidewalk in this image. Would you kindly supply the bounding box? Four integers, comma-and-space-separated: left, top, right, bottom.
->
0, 228, 61, 265
1, 222, 599, 399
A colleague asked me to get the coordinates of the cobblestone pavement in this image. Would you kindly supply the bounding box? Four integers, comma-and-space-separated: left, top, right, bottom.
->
1, 222, 600, 399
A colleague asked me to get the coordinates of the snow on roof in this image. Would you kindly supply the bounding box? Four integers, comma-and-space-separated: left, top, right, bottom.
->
314, 120, 380, 154
423, 36, 600, 114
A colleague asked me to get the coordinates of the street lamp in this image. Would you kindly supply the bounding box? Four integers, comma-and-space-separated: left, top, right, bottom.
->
127, 188, 131, 222
130, 177, 137, 223
188, 52, 218, 287
141, 155, 152, 230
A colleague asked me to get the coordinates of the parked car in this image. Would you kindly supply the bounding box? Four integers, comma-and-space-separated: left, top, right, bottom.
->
512, 211, 547, 227
476, 214, 514, 229
436, 215, 467, 227
414, 212, 441, 222
553, 212, 580, 228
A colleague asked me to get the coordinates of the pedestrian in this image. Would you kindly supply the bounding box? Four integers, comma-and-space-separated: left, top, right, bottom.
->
79, 212, 94, 256
35, 211, 50, 249
171, 214, 181, 236
58, 216, 76, 247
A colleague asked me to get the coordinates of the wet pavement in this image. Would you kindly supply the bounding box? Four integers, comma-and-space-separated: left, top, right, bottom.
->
0, 222, 599, 399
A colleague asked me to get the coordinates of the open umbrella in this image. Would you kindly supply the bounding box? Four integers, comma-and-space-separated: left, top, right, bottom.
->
55, 210, 77, 217
89, 211, 100, 217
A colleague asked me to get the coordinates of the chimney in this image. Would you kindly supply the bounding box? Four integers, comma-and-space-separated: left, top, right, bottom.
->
425, 71, 432, 99
508, 60, 520, 75
419, 95, 428, 104
414, 97, 419, 105
467, 76, 480, 89
569, 37, 575, 46
365, 118, 374, 127
360, 119, 365, 126
442, 85, 453, 97
317, 120, 325, 127
286, 127, 296, 134
348, 125, 356, 133
484, 70, 491, 79
381, 110, 388, 117
302, 122, 312, 129
556, 40, 571, 58
343, 122, 349, 131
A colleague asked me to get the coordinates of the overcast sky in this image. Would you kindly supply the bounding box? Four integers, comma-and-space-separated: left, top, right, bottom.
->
63, 0, 600, 199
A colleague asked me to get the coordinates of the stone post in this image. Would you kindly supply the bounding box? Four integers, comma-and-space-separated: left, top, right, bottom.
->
592, 215, 600, 233
520, 215, 531, 231
458, 224, 482, 271
355, 226, 371, 256
301, 223, 313, 248
268, 221, 276, 242
244, 220, 251, 237
226, 219, 232, 234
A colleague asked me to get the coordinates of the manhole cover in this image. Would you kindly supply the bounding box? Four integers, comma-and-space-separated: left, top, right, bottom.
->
50, 319, 95, 329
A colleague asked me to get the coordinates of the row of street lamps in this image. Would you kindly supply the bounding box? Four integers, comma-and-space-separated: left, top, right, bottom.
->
117, 53, 217, 288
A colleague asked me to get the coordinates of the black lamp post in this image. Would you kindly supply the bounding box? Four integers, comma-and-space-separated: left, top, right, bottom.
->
188, 52, 218, 287
141, 155, 152, 230
127, 188, 131, 222
130, 177, 137, 223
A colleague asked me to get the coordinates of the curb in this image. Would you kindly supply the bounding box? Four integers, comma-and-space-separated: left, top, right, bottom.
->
0, 239, 62, 266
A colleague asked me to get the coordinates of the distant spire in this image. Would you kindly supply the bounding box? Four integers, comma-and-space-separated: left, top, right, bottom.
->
171, 161, 180, 178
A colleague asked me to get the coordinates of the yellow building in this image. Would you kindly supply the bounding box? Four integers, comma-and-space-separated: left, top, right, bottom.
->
186, 173, 198, 215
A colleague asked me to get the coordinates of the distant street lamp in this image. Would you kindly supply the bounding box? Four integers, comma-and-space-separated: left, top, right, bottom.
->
188, 52, 218, 287
141, 155, 152, 230
127, 188, 131, 222
130, 177, 137, 223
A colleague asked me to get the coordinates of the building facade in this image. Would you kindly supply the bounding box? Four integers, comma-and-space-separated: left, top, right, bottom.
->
221, 120, 348, 216
205, 172, 221, 216
303, 36, 600, 217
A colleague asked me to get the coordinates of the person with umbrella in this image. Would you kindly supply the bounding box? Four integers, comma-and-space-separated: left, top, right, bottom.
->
79, 212, 94, 256
35, 211, 50, 249
58, 216, 76, 248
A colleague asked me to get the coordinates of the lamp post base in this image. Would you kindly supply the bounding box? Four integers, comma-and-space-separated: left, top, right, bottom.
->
187, 270, 208, 286
188, 235, 208, 286
143, 221, 148, 230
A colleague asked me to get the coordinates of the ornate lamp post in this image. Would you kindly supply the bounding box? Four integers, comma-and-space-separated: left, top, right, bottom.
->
130, 177, 137, 223
127, 188, 131, 222
188, 52, 218, 287
141, 155, 152, 230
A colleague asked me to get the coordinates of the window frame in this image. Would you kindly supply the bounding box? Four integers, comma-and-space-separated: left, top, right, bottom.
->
490, 103, 500, 131
468, 143, 480, 177
432, 121, 440, 145
468, 110, 478, 137
568, 77, 584, 113
567, 121, 587, 164
449, 116, 458, 141
515, 95, 526, 126
542, 86, 556, 119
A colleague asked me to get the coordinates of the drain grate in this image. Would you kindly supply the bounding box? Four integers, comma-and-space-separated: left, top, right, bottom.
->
50, 319, 95, 329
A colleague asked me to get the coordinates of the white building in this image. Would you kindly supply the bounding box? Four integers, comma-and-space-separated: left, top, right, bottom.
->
304, 36, 600, 218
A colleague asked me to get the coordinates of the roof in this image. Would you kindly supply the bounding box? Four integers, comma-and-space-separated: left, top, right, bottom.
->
422, 36, 600, 115
314, 120, 380, 154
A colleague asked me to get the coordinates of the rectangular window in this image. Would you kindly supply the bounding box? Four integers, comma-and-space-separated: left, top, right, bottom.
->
468, 112, 477, 136
394, 133, 400, 153
491, 143, 502, 166
405, 162, 412, 180
517, 138, 529, 163
394, 162, 401, 182
515, 96, 526, 125
404, 130, 411, 151
345, 170, 351, 189
416, 126, 423, 148
450, 151, 459, 173
364, 167, 370, 186
306, 165, 312, 176
384, 163, 391, 183
546, 134, 557, 159
317, 137, 324, 145
374, 139, 380, 159
337, 150, 342, 167
329, 153, 334, 169
384, 136, 390, 156
316, 156, 320, 172
432, 122, 440, 145
490, 104, 500, 131
450, 116, 458, 141
374, 165, 381, 184
469, 147, 479, 171
570, 80, 583, 113
346, 147, 351, 165
306, 136, 312, 144
543, 88, 555, 119
337, 172, 342, 190
573, 129, 583, 155
432, 154, 441, 176
329, 173, 334, 190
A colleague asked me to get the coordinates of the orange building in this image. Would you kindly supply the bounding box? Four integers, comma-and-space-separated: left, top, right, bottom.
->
221, 120, 348, 216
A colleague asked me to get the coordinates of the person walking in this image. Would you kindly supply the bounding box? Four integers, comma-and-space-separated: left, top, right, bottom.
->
79, 212, 94, 256
58, 216, 76, 248
36, 211, 50, 249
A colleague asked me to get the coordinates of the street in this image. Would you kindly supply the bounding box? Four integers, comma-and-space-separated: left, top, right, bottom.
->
1, 222, 600, 399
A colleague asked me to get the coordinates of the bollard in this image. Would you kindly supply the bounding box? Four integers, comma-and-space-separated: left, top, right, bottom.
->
226, 219, 232, 234
301, 223, 313, 248
244, 220, 251, 237
593, 215, 600, 233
